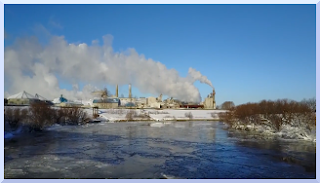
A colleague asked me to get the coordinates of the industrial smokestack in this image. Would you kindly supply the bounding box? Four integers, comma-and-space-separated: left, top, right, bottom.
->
129, 84, 132, 98
116, 84, 118, 97
212, 89, 216, 109
212, 89, 216, 101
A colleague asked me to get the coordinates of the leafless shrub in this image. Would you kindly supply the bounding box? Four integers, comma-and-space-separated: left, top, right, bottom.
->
27, 102, 56, 131
268, 114, 284, 132
20, 108, 29, 120
61, 107, 89, 125
93, 113, 99, 119
301, 97, 316, 112
185, 112, 193, 119
126, 110, 137, 121
218, 111, 235, 127
5, 108, 22, 129
225, 98, 315, 132
221, 101, 235, 110
53, 108, 66, 124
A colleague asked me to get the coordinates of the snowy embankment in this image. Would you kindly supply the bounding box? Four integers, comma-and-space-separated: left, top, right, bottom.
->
84, 108, 227, 122
4, 106, 226, 123
229, 117, 316, 142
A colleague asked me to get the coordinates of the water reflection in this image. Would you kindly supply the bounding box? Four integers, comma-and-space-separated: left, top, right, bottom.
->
5, 121, 315, 178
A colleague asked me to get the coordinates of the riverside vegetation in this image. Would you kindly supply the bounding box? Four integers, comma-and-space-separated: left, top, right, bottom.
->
218, 98, 316, 140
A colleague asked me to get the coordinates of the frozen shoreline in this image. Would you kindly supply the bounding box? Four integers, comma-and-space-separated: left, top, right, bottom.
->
4, 106, 316, 142
228, 121, 316, 142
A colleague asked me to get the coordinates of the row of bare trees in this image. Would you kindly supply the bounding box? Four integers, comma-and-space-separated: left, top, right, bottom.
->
219, 98, 315, 132
5, 102, 89, 132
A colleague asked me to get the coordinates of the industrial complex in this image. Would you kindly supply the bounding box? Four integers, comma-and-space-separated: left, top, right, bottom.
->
5, 84, 216, 110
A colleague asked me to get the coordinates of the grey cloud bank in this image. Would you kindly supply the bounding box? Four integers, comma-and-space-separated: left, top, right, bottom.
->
4, 34, 213, 103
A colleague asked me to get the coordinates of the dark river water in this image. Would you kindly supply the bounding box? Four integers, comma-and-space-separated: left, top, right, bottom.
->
4, 121, 316, 179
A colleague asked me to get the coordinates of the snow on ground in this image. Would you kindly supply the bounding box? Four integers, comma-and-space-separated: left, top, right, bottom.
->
4, 106, 316, 141
5, 106, 227, 122
231, 122, 316, 142
90, 109, 227, 122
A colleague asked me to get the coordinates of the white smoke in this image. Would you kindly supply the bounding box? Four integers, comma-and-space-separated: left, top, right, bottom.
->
188, 68, 214, 90
4, 34, 214, 103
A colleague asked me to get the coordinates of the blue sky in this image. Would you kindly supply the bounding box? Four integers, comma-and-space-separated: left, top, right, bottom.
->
4, 5, 316, 105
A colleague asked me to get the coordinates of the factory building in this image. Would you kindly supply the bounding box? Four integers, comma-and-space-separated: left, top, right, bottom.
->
204, 90, 216, 109
161, 97, 181, 109
7, 91, 40, 105
92, 98, 120, 109
35, 93, 54, 105
53, 95, 82, 107
146, 94, 163, 108
53, 95, 68, 104
135, 97, 147, 108
116, 84, 136, 106
147, 96, 157, 105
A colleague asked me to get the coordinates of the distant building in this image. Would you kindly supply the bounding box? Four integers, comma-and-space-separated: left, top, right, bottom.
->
35, 93, 54, 105
124, 102, 135, 107
53, 95, 69, 104
92, 98, 120, 109
147, 97, 157, 105
7, 91, 40, 105
135, 97, 147, 106
52, 95, 82, 107
161, 97, 181, 109
204, 90, 216, 109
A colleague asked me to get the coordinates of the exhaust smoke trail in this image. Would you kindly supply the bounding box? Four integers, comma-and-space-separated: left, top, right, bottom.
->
4, 34, 214, 103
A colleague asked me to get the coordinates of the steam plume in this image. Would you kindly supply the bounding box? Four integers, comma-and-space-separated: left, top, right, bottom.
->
188, 68, 214, 90
4, 34, 214, 103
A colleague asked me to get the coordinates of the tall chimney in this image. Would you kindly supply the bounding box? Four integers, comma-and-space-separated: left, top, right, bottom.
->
129, 84, 132, 98
212, 89, 216, 101
116, 84, 119, 98
212, 89, 216, 109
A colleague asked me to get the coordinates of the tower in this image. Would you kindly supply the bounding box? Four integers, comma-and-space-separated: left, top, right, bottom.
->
129, 84, 132, 98
158, 94, 162, 102
212, 89, 216, 109
116, 84, 119, 98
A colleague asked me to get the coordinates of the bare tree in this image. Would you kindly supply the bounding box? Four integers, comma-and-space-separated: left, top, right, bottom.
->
27, 102, 56, 131
301, 97, 316, 112
221, 101, 235, 110
5, 108, 21, 129
126, 110, 137, 121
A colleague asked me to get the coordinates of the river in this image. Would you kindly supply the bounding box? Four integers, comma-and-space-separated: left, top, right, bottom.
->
4, 121, 316, 178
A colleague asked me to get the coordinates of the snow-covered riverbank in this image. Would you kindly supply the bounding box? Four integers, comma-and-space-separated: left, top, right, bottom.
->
4, 106, 316, 142
84, 108, 227, 122
228, 119, 316, 142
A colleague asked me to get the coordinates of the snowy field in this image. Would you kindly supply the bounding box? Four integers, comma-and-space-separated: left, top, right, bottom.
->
89, 108, 227, 122
4, 106, 227, 122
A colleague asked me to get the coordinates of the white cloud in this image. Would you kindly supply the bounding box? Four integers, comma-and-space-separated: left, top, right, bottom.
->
4, 34, 214, 103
